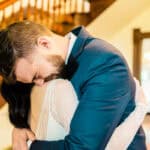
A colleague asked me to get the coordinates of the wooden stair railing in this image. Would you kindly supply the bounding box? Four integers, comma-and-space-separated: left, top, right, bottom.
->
0, 0, 91, 34
0, 0, 116, 35
0, 0, 17, 10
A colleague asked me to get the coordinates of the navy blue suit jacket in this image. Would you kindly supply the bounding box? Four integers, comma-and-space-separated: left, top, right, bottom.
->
30, 26, 146, 150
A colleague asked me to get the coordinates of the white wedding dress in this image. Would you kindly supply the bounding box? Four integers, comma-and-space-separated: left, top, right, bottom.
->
29, 79, 148, 150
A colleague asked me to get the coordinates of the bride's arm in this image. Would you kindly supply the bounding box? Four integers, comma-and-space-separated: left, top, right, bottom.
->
105, 79, 148, 150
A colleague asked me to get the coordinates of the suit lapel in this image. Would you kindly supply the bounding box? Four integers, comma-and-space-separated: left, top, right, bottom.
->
70, 26, 92, 58
62, 26, 93, 80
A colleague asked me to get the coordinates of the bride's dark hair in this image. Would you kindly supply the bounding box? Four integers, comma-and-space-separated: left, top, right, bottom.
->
1, 81, 33, 128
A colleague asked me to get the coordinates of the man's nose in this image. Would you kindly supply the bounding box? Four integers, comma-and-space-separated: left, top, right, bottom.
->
34, 79, 44, 86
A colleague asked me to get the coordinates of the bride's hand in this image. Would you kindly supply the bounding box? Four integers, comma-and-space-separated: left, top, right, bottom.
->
134, 78, 148, 106
12, 127, 35, 150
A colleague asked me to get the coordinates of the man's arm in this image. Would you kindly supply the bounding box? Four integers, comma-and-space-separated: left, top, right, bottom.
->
105, 79, 148, 150
30, 54, 134, 150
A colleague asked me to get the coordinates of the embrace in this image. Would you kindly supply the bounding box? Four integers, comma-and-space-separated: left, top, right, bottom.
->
0, 21, 148, 150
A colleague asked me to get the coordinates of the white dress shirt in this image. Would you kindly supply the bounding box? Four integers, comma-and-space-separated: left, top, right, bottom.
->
65, 32, 77, 64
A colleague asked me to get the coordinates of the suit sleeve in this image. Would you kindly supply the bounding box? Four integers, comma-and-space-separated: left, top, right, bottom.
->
30, 54, 135, 150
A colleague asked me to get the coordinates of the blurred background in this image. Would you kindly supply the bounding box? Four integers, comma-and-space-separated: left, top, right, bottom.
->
0, 0, 150, 149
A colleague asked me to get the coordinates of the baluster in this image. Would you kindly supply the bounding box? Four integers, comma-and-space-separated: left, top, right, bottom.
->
3, 6, 9, 25
84, 0, 90, 13
11, 2, 15, 23
59, 0, 63, 23
74, 0, 78, 13
68, 0, 73, 24
43, 0, 48, 25
64, 0, 67, 15
69, 0, 72, 14
73, 0, 81, 26
29, 0, 35, 21
21, 0, 27, 19
12, 1, 16, 22
56, 0, 63, 33
43, 0, 47, 24
82, 0, 85, 13
34, 0, 38, 22
53, 0, 56, 23
52, 0, 61, 32
47, 0, 50, 27
27, 0, 31, 20
1, 9, 5, 28
57, 0, 61, 22
62, 0, 67, 23
3, 7, 9, 27
13, 1, 21, 22
19, 0, 23, 21
23, 0, 28, 20
76, 0, 83, 13
65, 0, 73, 24
40, 0, 44, 23
77, 0, 84, 13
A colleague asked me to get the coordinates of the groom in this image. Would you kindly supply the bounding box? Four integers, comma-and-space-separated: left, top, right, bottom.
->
0, 21, 146, 150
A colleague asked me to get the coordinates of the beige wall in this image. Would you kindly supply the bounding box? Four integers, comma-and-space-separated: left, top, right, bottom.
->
87, 0, 150, 72
110, 7, 150, 70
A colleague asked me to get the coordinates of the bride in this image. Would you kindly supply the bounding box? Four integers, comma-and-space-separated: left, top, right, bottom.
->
29, 78, 148, 150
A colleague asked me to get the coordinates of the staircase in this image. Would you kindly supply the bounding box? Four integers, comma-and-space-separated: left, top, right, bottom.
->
0, 0, 115, 35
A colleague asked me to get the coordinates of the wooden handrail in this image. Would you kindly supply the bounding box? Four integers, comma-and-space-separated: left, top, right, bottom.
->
0, 0, 91, 33
0, 0, 18, 10
1, 0, 114, 35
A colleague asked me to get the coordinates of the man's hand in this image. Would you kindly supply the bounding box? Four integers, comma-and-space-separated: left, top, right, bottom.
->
12, 128, 36, 150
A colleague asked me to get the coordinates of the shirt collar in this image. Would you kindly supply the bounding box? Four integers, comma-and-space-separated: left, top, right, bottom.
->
65, 32, 77, 64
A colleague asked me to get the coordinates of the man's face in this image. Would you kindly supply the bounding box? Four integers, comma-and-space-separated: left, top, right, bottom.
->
12, 35, 67, 86
14, 53, 65, 86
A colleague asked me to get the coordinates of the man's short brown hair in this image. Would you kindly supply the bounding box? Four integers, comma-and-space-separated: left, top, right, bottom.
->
0, 21, 52, 83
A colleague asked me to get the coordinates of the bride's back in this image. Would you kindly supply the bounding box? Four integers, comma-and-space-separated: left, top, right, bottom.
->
29, 79, 78, 140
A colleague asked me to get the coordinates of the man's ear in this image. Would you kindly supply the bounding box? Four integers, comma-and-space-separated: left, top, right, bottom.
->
37, 36, 51, 49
